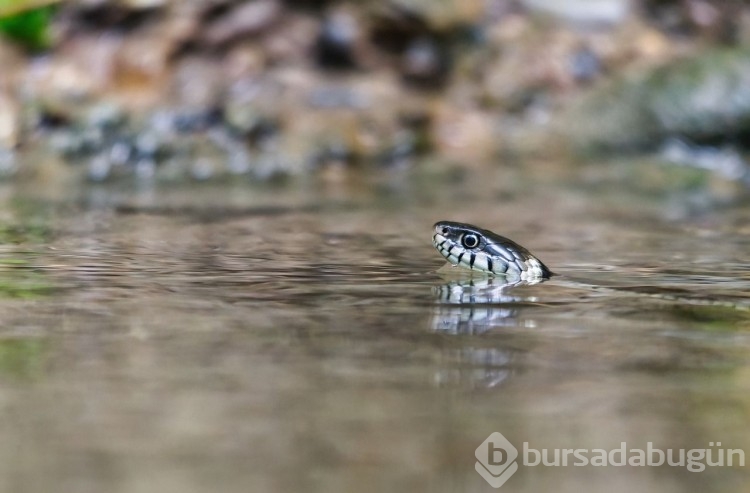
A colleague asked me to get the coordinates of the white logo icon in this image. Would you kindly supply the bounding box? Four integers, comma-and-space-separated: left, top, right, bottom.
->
475, 432, 519, 488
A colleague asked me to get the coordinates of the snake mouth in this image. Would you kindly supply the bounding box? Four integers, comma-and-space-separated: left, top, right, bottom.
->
432, 233, 459, 264
433, 232, 492, 274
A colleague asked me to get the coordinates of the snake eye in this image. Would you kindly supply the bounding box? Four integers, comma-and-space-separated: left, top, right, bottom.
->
461, 233, 479, 249
441, 227, 448, 235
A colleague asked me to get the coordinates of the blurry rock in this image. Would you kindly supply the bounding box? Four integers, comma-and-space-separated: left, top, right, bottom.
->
0, 39, 25, 81
235, 69, 380, 166
254, 147, 303, 179
645, 52, 750, 139
110, 28, 174, 108
0, 147, 17, 176
24, 57, 98, 122
686, 0, 722, 29
190, 157, 217, 181
209, 128, 253, 175
108, 140, 132, 166
134, 157, 156, 180
85, 102, 126, 131
642, 0, 699, 35
376, 0, 485, 31
0, 92, 20, 149
483, 0, 522, 22
172, 108, 221, 132
261, 12, 319, 66
39, 28, 172, 114
223, 43, 265, 82
180, 129, 301, 181
308, 85, 369, 109
49, 103, 126, 159
431, 104, 496, 164
642, 0, 740, 41
480, 21, 585, 108
172, 56, 225, 109
522, 0, 630, 27
562, 48, 750, 152
122, 0, 167, 7
87, 153, 112, 182
74, 0, 166, 11
281, 72, 425, 163
133, 131, 162, 160
569, 45, 601, 83
402, 37, 447, 86
315, 7, 364, 69
661, 138, 749, 182
599, 19, 673, 69
203, 0, 282, 45
5, 0, 737, 180
223, 76, 286, 135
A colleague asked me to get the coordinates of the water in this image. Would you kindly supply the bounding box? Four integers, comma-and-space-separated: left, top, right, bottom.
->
0, 159, 749, 492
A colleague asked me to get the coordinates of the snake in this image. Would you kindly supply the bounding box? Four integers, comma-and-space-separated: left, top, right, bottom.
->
432, 221, 551, 281
431, 220, 750, 314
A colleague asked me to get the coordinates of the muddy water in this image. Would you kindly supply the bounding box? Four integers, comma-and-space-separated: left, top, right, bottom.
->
0, 159, 748, 493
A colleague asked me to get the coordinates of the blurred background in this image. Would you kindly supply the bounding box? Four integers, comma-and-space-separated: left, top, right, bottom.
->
0, 2, 748, 493
1, 0, 749, 180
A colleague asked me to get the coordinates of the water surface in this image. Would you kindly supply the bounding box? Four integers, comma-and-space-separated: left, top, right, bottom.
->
0, 159, 749, 492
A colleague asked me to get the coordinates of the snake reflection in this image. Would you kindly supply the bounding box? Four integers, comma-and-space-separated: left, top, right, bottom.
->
430, 275, 545, 388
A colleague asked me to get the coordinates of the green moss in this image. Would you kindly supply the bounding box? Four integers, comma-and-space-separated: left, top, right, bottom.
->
0, 273, 53, 298
564, 47, 750, 153
0, 223, 52, 244
668, 304, 750, 329
0, 338, 46, 380
0, 1, 57, 51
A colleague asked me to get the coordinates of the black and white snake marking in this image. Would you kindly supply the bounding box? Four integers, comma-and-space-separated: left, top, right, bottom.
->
432, 221, 750, 313
432, 221, 551, 280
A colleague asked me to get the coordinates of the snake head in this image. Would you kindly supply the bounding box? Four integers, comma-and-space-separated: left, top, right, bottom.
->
432, 220, 552, 280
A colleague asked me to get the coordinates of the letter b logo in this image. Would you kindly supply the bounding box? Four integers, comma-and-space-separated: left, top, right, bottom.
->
475, 432, 519, 489
488, 443, 507, 465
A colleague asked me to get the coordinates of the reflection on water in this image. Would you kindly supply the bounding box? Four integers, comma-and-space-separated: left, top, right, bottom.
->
433, 346, 516, 389
431, 275, 544, 334
430, 276, 546, 388
0, 163, 749, 493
